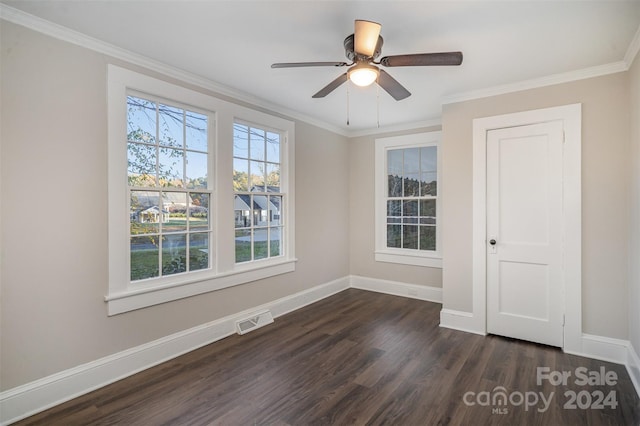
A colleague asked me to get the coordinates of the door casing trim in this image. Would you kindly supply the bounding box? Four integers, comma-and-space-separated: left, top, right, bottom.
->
471, 103, 582, 352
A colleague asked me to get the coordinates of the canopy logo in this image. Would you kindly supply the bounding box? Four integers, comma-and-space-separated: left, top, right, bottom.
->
463, 387, 554, 414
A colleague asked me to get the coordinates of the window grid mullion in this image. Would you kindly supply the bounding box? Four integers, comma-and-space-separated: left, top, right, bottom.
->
155, 102, 160, 187
182, 109, 187, 190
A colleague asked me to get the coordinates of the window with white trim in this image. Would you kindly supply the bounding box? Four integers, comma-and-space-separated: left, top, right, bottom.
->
374, 131, 442, 268
107, 65, 295, 315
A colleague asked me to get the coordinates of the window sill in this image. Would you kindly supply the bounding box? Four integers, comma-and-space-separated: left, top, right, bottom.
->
375, 250, 442, 268
105, 258, 297, 315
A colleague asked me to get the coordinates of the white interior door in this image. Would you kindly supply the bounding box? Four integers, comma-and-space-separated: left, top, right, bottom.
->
486, 121, 564, 347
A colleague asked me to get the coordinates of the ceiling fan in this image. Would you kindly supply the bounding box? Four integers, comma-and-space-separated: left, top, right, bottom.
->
271, 20, 463, 101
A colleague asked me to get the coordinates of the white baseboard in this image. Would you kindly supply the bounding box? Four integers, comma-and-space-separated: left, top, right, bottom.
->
566, 333, 630, 365
626, 343, 640, 397
564, 334, 640, 399
439, 309, 486, 335
349, 275, 442, 303
0, 276, 350, 425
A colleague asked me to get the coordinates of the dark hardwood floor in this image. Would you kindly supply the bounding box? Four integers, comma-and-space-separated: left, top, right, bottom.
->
16, 289, 640, 425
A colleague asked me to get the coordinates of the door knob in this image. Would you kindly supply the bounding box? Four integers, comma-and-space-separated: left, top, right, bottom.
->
489, 239, 497, 245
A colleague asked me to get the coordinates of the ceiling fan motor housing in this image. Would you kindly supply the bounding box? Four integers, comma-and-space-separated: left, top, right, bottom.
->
344, 34, 384, 61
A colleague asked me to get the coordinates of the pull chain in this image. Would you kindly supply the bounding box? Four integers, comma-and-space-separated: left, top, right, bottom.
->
376, 77, 380, 128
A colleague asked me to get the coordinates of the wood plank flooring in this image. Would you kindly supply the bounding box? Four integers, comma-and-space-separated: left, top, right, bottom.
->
15, 289, 640, 425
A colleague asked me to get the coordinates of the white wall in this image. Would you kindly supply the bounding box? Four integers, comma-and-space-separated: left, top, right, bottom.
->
442, 72, 631, 339
0, 22, 350, 390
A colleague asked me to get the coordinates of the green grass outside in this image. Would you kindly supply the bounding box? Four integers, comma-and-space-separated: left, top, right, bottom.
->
131, 247, 208, 281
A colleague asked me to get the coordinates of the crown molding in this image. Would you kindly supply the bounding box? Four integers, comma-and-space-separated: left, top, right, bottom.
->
0, 4, 350, 137
442, 61, 628, 106
443, 22, 640, 106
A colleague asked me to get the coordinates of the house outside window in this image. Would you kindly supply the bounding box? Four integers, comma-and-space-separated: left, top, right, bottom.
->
374, 131, 442, 268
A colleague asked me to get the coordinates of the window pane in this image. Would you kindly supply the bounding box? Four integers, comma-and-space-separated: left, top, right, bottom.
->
420, 226, 436, 251
388, 174, 402, 197
190, 193, 209, 230
404, 173, 420, 197
387, 200, 401, 216
185, 111, 207, 152
387, 149, 403, 175
163, 192, 188, 233
130, 191, 160, 234
421, 172, 437, 196
266, 163, 280, 190
162, 234, 187, 276
234, 194, 252, 228
253, 195, 268, 226
128, 143, 157, 187
403, 225, 418, 249
266, 132, 280, 163
235, 229, 251, 262
420, 199, 436, 218
249, 128, 266, 161
130, 236, 159, 281
421, 146, 437, 172
127, 96, 156, 144
189, 232, 209, 271
271, 227, 282, 257
233, 124, 249, 158
270, 196, 282, 225
233, 158, 249, 192
403, 200, 418, 217
186, 151, 207, 189
254, 228, 268, 260
404, 148, 420, 173
159, 147, 184, 187
250, 161, 265, 191
158, 104, 184, 148
387, 224, 401, 248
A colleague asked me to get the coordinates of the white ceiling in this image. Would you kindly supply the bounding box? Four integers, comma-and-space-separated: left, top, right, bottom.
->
4, 1, 640, 134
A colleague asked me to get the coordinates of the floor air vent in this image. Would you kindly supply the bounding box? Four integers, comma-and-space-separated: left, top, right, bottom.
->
235, 310, 274, 335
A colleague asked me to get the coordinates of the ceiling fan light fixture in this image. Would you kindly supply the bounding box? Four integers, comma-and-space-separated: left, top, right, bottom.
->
349, 63, 379, 87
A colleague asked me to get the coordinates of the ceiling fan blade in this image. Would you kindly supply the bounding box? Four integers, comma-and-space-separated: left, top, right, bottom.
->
377, 70, 411, 101
271, 62, 348, 68
312, 73, 348, 98
354, 20, 381, 57
380, 52, 463, 67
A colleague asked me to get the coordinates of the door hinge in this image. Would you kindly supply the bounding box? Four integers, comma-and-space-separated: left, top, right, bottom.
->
562, 314, 566, 326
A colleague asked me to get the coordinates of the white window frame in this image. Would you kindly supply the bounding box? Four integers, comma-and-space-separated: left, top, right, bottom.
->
374, 131, 442, 268
107, 65, 295, 315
